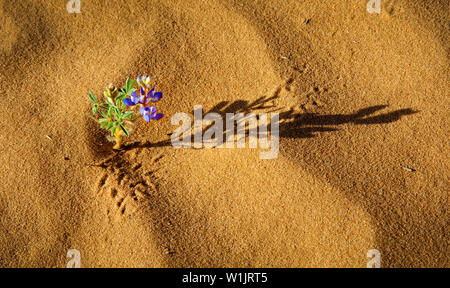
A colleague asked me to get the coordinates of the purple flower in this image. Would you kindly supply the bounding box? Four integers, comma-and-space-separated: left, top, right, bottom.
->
123, 76, 164, 123
123, 90, 149, 106
147, 86, 163, 102
123, 86, 162, 106
140, 106, 163, 122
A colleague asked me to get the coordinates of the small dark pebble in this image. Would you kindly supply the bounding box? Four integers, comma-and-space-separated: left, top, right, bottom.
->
305, 19, 311, 25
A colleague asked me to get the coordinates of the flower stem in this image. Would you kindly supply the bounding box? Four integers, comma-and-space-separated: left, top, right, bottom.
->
113, 129, 122, 150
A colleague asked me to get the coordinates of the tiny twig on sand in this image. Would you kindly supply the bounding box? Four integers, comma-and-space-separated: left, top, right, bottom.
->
402, 166, 416, 172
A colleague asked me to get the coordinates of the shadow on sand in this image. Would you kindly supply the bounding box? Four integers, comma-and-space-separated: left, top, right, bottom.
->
120, 95, 418, 150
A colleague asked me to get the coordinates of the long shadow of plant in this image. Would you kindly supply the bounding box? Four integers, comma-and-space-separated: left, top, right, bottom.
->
278, 104, 418, 138
122, 95, 418, 150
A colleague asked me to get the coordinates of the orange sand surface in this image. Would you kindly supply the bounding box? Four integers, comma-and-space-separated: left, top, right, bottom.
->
0, 0, 448, 267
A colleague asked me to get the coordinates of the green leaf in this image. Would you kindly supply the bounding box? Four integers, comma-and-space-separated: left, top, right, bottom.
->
123, 111, 133, 118
88, 92, 97, 104
111, 123, 118, 136
92, 104, 98, 115
107, 106, 113, 117
120, 124, 129, 137
115, 95, 125, 109
129, 80, 136, 90
106, 122, 114, 130
126, 78, 136, 92
113, 106, 121, 117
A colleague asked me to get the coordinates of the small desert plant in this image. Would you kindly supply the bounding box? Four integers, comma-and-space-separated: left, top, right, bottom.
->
89, 76, 164, 149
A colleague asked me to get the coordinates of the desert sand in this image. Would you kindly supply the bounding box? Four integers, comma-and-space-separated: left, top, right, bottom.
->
0, 0, 448, 267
